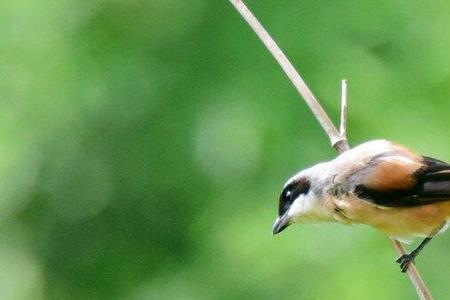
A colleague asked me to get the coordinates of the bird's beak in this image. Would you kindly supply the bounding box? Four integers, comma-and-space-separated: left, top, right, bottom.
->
272, 213, 291, 235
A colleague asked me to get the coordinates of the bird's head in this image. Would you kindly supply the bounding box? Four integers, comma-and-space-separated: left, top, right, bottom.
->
272, 175, 314, 234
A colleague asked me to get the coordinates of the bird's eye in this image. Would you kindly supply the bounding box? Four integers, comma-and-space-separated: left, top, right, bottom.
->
279, 184, 295, 216
278, 178, 310, 216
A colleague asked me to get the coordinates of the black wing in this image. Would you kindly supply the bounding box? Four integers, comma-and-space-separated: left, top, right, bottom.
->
354, 156, 450, 207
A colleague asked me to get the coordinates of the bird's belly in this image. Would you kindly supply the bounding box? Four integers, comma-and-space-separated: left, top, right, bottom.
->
331, 196, 450, 241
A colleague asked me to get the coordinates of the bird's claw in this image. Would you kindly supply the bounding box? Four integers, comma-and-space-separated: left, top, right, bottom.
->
396, 254, 415, 273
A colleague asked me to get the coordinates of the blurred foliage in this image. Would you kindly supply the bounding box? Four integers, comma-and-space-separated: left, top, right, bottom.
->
1, 0, 450, 299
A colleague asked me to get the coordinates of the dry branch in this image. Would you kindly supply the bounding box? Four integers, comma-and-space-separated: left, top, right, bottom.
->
340, 79, 348, 139
228, 1, 433, 299
228, 0, 347, 153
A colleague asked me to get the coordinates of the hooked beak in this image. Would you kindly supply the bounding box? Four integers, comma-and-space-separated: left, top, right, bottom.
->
272, 213, 291, 235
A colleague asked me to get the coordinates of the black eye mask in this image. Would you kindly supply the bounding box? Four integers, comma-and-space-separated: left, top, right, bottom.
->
278, 178, 310, 216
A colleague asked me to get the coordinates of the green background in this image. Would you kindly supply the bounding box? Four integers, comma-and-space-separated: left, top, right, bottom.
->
2, 0, 450, 299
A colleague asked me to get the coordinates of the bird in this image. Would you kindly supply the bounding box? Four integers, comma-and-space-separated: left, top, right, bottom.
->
272, 139, 450, 272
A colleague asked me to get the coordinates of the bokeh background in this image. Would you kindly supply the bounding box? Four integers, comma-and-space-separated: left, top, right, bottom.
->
2, 0, 450, 299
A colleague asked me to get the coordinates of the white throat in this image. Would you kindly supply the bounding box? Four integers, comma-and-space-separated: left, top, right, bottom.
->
288, 192, 331, 223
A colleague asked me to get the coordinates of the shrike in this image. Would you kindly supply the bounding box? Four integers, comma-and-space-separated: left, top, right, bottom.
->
272, 140, 450, 272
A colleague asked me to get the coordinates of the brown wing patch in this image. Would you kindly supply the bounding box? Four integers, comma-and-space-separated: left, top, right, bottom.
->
362, 158, 423, 191
355, 155, 450, 207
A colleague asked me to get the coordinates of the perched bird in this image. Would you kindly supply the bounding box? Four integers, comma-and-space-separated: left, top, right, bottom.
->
272, 140, 450, 272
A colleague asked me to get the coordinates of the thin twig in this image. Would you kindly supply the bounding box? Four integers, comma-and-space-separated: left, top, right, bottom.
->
340, 79, 348, 139
229, 1, 433, 299
391, 240, 434, 300
228, 0, 347, 152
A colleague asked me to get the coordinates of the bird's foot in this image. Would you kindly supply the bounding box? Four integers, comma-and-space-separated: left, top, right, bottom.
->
396, 253, 415, 273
